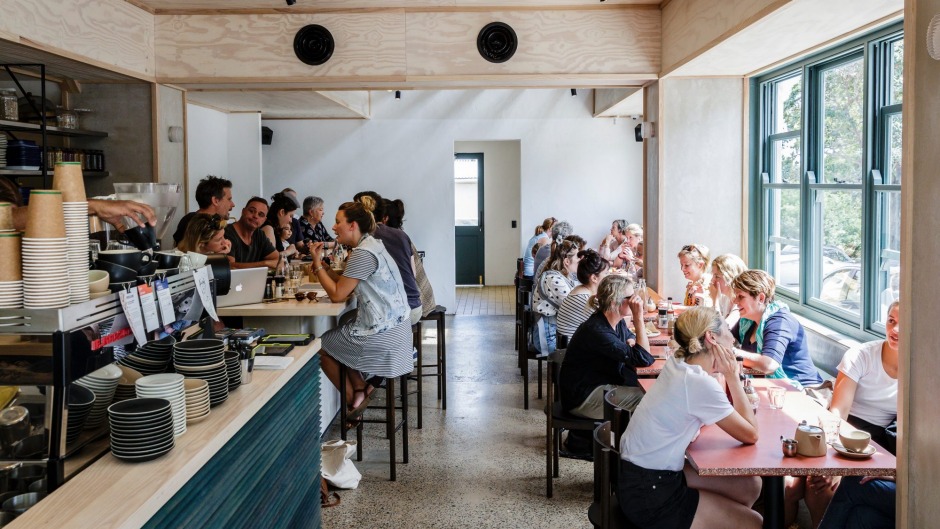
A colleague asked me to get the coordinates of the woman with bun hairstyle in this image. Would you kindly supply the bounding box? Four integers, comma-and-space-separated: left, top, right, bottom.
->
556, 249, 611, 340
523, 217, 555, 278
619, 306, 762, 529
309, 196, 412, 422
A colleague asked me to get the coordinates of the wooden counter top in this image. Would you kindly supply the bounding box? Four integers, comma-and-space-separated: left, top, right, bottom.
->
216, 298, 348, 317
9, 339, 322, 529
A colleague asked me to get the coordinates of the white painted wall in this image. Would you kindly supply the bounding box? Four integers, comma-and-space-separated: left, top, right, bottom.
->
185, 105, 262, 215
658, 78, 745, 299
260, 89, 643, 312
455, 140, 521, 286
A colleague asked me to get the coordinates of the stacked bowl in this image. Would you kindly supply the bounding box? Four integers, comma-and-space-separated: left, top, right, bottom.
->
74, 364, 122, 430
118, 336, 175, 376
113, 365, 143, 403
107, 398, 175, 462
135, 374, 186, 437
224, 351, 242, 392
183, 379, 210, 424
172, 340, 229, 407
21, 190, 69, 309
65, 384, 96, 445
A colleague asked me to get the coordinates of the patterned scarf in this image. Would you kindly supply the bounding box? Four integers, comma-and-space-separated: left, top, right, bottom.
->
737, 300, 790, 381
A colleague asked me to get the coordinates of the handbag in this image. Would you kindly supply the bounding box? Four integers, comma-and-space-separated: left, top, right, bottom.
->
321, 440, 362, 489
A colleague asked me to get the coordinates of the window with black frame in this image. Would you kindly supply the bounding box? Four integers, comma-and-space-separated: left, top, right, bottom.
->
754, 25, 902, 338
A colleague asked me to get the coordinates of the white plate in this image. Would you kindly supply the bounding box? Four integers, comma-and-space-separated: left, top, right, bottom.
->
831, 442, 876, 459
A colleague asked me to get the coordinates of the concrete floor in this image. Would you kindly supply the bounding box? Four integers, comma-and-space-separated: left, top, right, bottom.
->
321, 312, 814, 528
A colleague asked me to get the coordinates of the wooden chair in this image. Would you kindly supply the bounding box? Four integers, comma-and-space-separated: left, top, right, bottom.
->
588, 421, 636, 529
545, 349, 596, 498
520, 307, 544, 410
406, 322, 424, 429
515, 259, 533, 352
338, 364, 410, 481
603, 387, 632, 446
418, 305, 448, 410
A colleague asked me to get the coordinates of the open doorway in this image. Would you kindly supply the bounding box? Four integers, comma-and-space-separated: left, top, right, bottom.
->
454, 153, 484, 285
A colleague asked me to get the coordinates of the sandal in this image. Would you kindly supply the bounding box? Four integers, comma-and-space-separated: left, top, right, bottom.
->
346, 384, 375, 423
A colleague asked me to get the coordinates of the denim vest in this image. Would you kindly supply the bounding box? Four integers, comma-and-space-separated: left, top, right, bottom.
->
350, 235, 409, 337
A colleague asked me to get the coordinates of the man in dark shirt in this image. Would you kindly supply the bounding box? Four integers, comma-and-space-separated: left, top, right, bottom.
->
223, 196, 279, 269
173, 175, 235, 244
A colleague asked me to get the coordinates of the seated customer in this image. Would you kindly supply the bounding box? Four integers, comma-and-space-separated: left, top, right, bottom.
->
678, 243, 712, 306
385, 198, 438, 318
732, 269, 823, 388
176, 213, 232, 257
560, 274, 653, 419
224, 197, 280, 270
619, 306, 762, 529
533, 220, 573, 276
709, 253, 748, 326
172, 175, 234, 245
523, 217, 555, 278
818, 476, 895, 529
299, 195, 336, 251
556, 249, 610, 340
261, 192, 299, 257
531, 239, 580, 355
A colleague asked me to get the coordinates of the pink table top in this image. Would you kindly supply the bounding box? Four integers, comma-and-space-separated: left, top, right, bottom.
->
636, 353, 763, 378
685, 380, 896, 477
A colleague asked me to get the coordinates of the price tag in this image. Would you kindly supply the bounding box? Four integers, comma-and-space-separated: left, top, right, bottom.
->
155, 278, 176, 326
137, 282, 160, 332
193, 266, 219, 321
119, 287, 148, 345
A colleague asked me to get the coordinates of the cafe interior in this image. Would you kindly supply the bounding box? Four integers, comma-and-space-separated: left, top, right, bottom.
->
0, 0, 938, 527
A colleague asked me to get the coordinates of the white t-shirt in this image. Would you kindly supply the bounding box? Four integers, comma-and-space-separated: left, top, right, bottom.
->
837, 340, 898, 426
620, 357, 734, 471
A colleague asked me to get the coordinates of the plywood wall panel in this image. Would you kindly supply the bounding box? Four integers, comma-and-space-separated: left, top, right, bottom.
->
0, 0, 155, 79
156, 12, 407, 81
661, 0, 786, 74
406, 9, 659, 76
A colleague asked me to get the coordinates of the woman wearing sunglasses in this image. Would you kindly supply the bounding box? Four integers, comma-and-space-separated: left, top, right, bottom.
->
677, 244, 712, 307
177, 213, 232, 258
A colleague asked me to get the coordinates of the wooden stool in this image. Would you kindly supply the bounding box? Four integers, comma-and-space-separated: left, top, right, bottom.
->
338, 364, 410, 481
418, 306, 447, 410
407, 322, 424, 429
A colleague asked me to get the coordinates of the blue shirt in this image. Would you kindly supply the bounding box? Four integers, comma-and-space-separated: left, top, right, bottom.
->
522, 234, 546, 277
733, 308, 823, 387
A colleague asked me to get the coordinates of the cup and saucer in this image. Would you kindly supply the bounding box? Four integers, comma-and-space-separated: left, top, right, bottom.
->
831, 442, 876, 459
832, 430, 876, 459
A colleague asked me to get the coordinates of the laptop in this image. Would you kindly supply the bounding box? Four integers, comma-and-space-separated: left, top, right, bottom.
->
216, 267, 269, 308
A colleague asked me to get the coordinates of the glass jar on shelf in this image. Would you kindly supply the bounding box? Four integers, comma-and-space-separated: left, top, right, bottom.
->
56, 108, 78, 129
0, 89, 18, 121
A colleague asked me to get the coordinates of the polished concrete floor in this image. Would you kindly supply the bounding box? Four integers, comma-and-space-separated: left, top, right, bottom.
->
321, 313, 595, 528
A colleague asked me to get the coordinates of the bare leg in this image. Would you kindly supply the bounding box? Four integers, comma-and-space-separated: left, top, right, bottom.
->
805, 476, 839, 528
689, 490, 763, 529
319, 349, 369, 404
684, 465, 762, 507
784, 476, 806, 528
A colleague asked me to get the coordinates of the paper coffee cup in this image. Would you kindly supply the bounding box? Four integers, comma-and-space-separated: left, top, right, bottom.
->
53, 162, 87, 202
0, 203, 13, 231
0, 232, 22, 281
24, 190, 66, 239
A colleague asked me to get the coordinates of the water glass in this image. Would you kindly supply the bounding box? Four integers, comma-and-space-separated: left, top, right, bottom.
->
818, 414, 841, 444
767, 386, 787, 409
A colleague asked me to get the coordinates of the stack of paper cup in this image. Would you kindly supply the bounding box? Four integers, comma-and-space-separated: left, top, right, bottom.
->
22, 190, 70, 309
0, 232, 23, 309
54, 162, 90, 304
0, 202, 14, 232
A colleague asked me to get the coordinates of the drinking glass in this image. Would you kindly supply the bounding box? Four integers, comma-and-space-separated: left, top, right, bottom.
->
767, 386, 786, 409
818, 414, 841, 444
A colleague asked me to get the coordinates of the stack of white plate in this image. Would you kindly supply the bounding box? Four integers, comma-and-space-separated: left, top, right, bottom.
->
119, 336, 175, 376
0, 280, 23, 309
172, 339, 229, 407
21, 237, 70, 309
108, 398, 175, 462
74, 363, 122, 430
113, 365, 143, 403
135, 374, 186, 437
63, 202, 89, 304
183, 378, 211, 424
224, 351, 242, 391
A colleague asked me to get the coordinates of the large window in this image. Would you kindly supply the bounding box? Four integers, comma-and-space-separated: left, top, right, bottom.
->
754, 25, 902, 337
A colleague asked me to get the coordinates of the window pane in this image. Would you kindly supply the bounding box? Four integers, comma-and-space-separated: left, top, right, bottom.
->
771, 137, 801, 183
454, 158, 479, 226
876, 191, 901, 324
769, 188, 802, 292
821, 58, 864, 184
775, 75, 802, 134
890, 39, 904, 105
817, 189, 862, 315
885, 112, 902, 185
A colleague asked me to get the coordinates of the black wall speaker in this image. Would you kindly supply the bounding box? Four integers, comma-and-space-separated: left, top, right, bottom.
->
477, 22, 518, 63
261, 126, 274, 145
293, 24, 335, 65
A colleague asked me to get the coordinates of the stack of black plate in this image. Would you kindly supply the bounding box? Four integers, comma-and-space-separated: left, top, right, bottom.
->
172, 339, 229, 407
108, 398, 175, 462
66, 384, 96, 445
5, 140, 41, 170
224, 351, 241, 391
119, 335, 175, 376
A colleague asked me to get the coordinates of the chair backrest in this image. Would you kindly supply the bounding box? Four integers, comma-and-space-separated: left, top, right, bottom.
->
603, 387, 632, 446
593, 421, 618, 529
546, 349, 566, 408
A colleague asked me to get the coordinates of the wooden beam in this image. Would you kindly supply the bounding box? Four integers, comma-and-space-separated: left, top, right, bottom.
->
593, 87, 641, 116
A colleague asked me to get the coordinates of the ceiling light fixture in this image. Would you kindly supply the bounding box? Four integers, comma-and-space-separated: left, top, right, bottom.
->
570, 89, 577, 96
395, 90, 401, 99
286, 0, 296, 5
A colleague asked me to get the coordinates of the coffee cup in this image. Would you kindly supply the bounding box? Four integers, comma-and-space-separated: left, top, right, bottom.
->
839, 430, 871, 453
95, 259, 138, 283
154, 250, 183, 269
98, 249, 148, 271
123, 224, 156, 251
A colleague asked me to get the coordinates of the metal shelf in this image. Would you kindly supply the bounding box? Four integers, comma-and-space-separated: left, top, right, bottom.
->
0, 169, 109, 177
0, 119, 108, 138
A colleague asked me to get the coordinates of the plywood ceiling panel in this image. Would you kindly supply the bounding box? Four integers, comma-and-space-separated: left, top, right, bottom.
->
135, 0, 660, 12
185, 89, 370, 118
0, 39, 142, 83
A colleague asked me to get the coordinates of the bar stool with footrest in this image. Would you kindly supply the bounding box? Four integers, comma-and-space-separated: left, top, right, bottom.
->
545, 349, 596, 498
416, 305, 447, 410
520, 307, 545, 410
588, 421, 639, 529
338, 363, 410, 481
406, 321, 424, 429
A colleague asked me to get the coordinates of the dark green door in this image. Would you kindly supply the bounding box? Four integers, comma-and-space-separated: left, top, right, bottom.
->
455, 153, 484, 285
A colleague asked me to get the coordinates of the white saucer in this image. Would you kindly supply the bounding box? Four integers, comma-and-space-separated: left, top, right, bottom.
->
832, 442, 876, 459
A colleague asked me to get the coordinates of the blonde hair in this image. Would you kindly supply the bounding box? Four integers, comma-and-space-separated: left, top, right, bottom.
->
712, 254, 748, 285
535, 216, 556, 236
625, 223, 643, 238
677, 243, 710, 269
672, 306, 724, 360
732, 269, 776, 302
589, 274, 635, 313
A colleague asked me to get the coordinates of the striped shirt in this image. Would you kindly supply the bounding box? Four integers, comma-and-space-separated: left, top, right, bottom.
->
557, 291, 593, 338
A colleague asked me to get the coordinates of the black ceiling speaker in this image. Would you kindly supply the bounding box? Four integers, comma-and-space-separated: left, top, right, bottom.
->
477, 22, 518, 63
293, 24, 334, 66
261, 126, 273, 145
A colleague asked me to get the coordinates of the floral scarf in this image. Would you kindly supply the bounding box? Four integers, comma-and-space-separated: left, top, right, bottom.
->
737, 300, 791, 382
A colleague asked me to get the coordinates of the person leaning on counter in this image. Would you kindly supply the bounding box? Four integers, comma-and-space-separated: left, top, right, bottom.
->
223, 196, 280, 270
